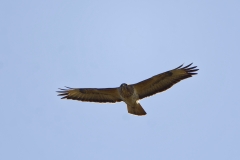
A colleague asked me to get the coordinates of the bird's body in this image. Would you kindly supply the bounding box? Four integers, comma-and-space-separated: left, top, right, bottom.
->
118, 84, 146, 115
57, 63, 199, 116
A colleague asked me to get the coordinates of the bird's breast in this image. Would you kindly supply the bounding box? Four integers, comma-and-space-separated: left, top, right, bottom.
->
118, 86, 139, 105
119, 85, 134, 98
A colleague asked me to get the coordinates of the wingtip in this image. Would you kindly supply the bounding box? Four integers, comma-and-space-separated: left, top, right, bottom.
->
182, 63, 193, 69
174, 63, 184, 70
57, 86, 75, 93
64, 86, 74, 89
174, 63, 199, 76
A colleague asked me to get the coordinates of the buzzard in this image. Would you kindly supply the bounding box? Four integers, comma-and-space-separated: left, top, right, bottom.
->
57, 63, 198, 116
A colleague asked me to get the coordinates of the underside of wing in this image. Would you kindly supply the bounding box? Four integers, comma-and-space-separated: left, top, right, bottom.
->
133, 63, 199, 99
57, 87, 122, 103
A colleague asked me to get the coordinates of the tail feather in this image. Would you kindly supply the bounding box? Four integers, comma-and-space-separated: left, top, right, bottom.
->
127, 103, 147, 116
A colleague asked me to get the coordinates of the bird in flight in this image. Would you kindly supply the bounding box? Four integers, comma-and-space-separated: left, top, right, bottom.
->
57, 63, 198, 116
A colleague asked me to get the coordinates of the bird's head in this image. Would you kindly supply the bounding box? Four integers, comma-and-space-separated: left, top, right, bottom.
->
120, 83, 128, 88
120, 83, 134, 97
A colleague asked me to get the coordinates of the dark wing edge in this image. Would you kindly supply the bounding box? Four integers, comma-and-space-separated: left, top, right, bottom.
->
57, 86, 122, 103
133, 63, 199, 99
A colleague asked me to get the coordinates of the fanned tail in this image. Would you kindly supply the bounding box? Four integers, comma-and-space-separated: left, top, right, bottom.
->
127, 103, 147, 116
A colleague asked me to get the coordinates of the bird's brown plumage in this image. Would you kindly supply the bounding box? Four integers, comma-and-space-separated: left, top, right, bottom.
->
57, 87, 121, 103
57, 63, 199, 116
132, 63, 198, 99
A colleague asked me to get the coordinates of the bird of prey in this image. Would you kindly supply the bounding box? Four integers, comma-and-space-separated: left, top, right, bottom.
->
57, 63, 198, 116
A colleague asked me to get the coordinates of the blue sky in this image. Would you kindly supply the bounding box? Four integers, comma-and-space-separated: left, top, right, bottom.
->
1, 0, 240, 159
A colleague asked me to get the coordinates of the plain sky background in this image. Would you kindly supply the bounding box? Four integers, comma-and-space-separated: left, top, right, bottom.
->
1, 0, 240, 160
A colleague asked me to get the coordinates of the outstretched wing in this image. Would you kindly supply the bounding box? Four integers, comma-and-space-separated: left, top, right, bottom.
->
57, 87, 122, 103
132, 63, 198, 99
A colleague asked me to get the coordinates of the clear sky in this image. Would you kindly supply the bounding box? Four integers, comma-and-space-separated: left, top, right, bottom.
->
1, 0, 240, 160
